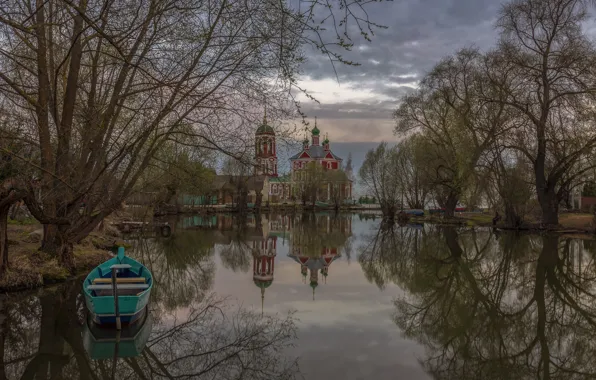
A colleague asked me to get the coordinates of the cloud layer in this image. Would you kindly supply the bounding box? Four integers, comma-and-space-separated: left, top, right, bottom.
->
295, 0, 503, 143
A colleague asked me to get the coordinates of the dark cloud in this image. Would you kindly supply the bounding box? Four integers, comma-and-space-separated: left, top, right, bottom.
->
303, 0, 500, 83
297, 0, 503, 135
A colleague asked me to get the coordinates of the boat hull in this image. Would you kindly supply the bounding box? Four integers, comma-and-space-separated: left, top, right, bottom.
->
83, 250, 153, 327
83, 310, 153, 359
84, 288, 151, 325
91, 305, 148, 325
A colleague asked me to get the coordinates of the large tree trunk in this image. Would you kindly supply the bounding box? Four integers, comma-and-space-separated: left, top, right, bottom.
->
42, 224, 75, 273
535, 148, 559, 226
0, 183, 27, 277
536, 186, 559, 226
504, 202, 522, 228
381, 203, 396, 222
443, 192, 459, 218
0, 205, 9, 277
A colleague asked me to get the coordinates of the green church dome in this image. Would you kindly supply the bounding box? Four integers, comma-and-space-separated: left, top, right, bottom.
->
254, 279, 273, 288
311, 125, 320, 136
256, 123, 275, 135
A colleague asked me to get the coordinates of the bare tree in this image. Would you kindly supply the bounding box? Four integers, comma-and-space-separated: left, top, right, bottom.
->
359, 142, 400, 220
326, 169, 349, 211
0, 122, 32, 275
483, 0, 596, 226
293, 161, 325, 207
0, 0, 385, 271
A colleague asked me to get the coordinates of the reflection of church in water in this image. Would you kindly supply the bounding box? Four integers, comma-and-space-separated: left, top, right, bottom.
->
251, 214, 352, 304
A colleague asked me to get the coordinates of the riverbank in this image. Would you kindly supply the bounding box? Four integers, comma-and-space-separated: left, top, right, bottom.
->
410, 212, 596, 234
3, 210, 594, 293
139, 202, 378, 217
0, 221, 116, 292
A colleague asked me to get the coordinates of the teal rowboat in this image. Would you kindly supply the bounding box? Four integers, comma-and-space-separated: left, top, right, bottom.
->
83, 310, 153, 360
83, 247, 153, 327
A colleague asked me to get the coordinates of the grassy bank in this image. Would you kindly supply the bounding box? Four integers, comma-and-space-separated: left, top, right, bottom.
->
1, 221, 115, 293
410, 212, 596, 233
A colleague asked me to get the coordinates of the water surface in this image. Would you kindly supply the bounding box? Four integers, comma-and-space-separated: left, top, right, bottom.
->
2, 213, 596, 379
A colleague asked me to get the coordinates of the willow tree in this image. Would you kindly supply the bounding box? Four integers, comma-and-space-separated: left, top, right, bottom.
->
484, 0, 596, 226
395, 49, 510, 218
0, 0, 384, 270
394, 135, 430, 210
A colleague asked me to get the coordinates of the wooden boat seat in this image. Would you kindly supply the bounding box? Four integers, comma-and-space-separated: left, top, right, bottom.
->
110, 264, 132, 270
88, 284, 149, 297
88, 284, 149, 290
93, 277, 146, 284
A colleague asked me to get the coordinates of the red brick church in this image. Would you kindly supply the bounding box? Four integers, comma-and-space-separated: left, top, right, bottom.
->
255, 116, 353, 203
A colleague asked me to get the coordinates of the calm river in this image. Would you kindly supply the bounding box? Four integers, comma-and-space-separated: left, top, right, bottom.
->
2, 213, 596, 379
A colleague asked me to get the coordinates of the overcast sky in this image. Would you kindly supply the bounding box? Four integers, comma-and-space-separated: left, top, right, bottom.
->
294, 0, 504, 141
287, 0, 503, 172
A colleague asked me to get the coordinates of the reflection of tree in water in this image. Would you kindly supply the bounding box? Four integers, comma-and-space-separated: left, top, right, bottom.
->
1, 280, 97, 380
358, 223, 430, 290
1, 284, 299, 379
131, 230, 216, 313
383, 227, 596, 379
291, 213, 351, 258
218, 214, 256, 273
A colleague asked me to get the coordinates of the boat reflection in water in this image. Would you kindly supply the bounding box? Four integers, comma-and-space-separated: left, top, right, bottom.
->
82, 311, 153, 360
1, 223, 300, 380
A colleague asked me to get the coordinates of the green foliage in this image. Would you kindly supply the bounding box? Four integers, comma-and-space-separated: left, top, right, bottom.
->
140, 143, 215, 202
7, 217, 37, 225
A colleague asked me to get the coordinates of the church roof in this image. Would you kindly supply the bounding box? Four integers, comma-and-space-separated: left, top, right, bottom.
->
290, 145, 342, 160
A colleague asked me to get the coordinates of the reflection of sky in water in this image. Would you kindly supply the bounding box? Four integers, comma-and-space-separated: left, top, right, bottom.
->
211, 216, 431, 380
